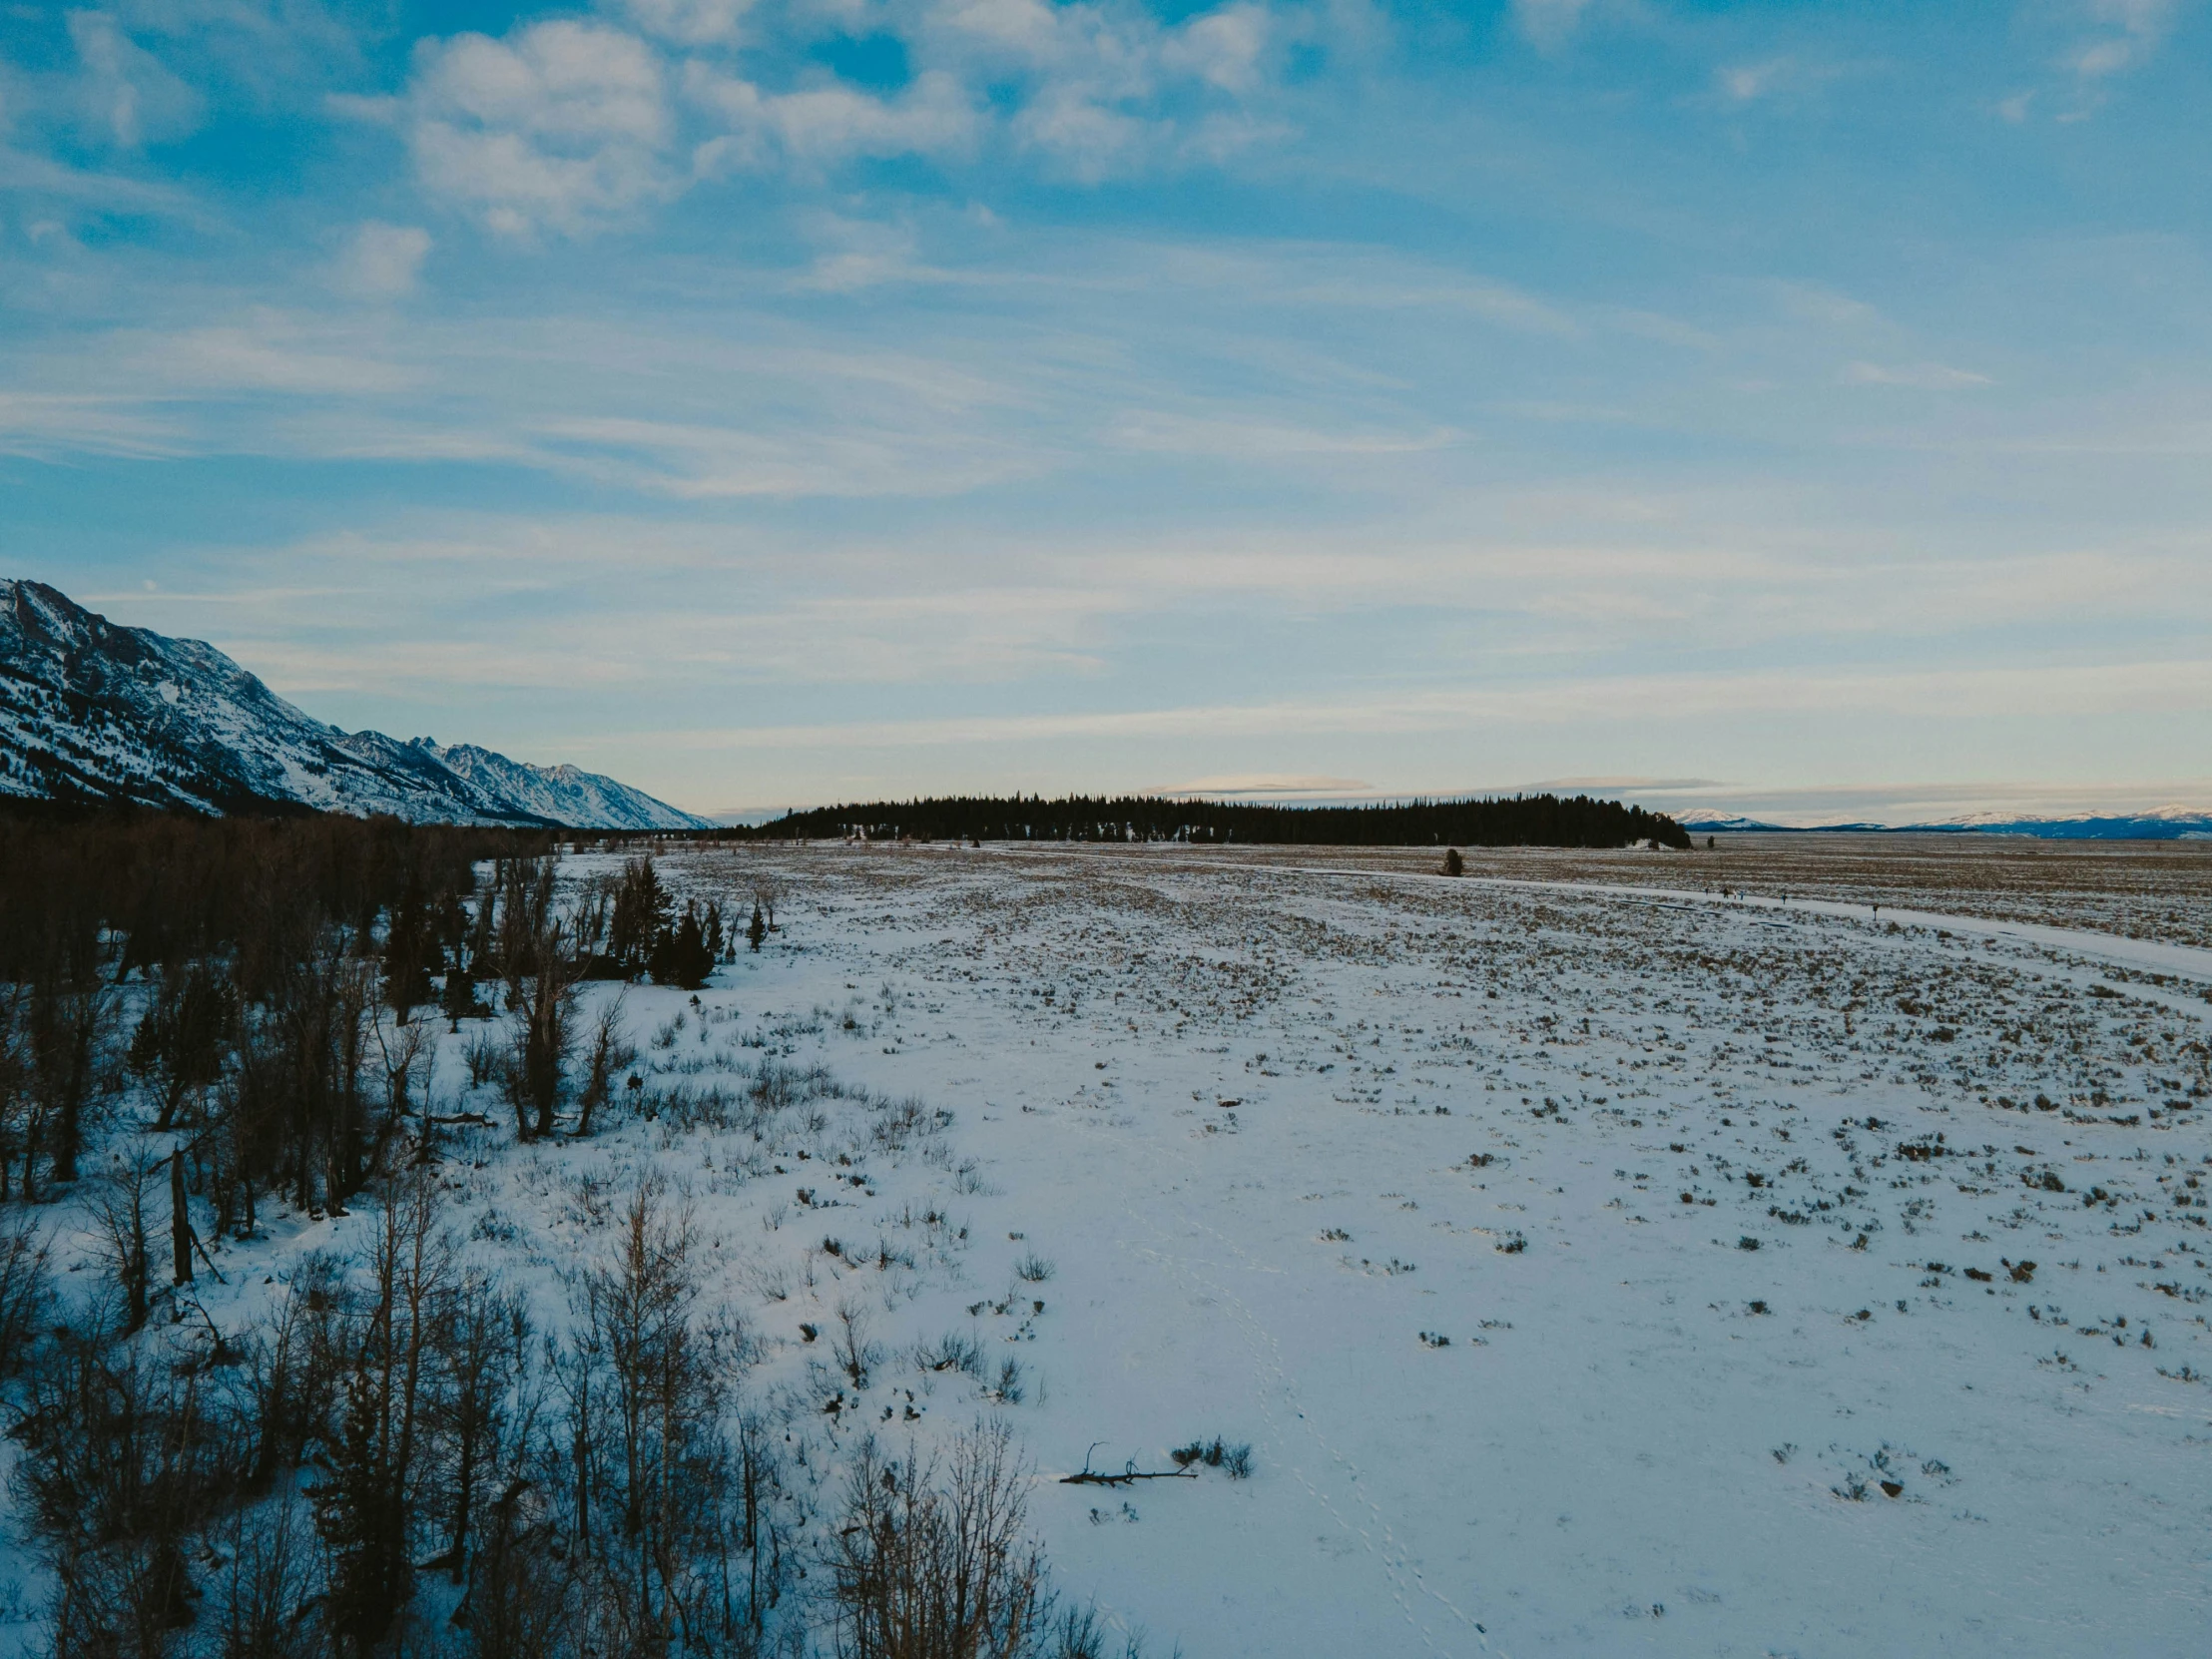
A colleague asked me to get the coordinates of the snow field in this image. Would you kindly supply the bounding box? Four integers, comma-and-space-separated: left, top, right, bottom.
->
11, 838, 2211, 1657
637, 843, 2212, 1656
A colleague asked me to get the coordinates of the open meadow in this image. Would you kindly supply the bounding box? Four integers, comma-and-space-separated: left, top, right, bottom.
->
6, 832, 2210, 1656
610, 835, 2212, 1655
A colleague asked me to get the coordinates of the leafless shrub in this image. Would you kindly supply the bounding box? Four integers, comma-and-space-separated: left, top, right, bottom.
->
1170, 1436, 1252, 1478
834, 1301, 880, 1389
574, 993, 637, 1138
464, 1029, 506, 1090
87, 1144, 165, 1333
13, 1320, 255, 1653
869, 1095, 941, 1155
914, 1332, 986, 1379
752, 874, 789, 933
0, 1209, 51, 1377
828, 1421, 1053, 1659
211, 1487, 322, 1659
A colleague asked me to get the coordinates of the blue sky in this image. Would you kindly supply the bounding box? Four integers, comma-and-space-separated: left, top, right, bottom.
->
3, 0, 2208, 821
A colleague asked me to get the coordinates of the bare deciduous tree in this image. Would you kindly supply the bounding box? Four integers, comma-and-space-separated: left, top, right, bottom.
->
499, 860, 585, 1142
316, 1169, 451, 1650
0, 1208, 50, 1377
575, 993, 636, 1140
88, 1144, 163, 1334
751, 874, 788, 933
214, 1487, 321, 1659
370, 1000, 433, 1169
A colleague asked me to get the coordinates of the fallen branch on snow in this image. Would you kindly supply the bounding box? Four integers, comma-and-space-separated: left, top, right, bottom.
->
1059, 1444, 1200, 1487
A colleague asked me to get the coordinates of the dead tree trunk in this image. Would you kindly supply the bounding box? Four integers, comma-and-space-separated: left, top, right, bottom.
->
171, 1154, 192, 1286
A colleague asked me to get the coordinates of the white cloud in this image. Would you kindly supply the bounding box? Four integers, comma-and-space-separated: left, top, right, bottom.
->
404, 20, 674, 235
1719, 59, 1788, 103
332, 221, 431, 299
531, 411, 1037, 499
66, 11, 203, 148
786, 215, 950, 292
1151, 773, 1374, 797
926, 0, 1087, 69
688, 66, 977, 172
0, 392, 183, 459
1160, 3, 1272, 95
1009, 84, 1153, 177
621, 0, 756, 47
369, 2, 1297, 231
0, 143, 200, 216
2072, 0, 2180, 76
1512, 0, 1594, 51
131, 317, 423, 394
906, 0, 1291, 178
641, 656, 2212, 752
1842, 360, 1991, 389
1771, 281, 1884, 327
1107, 410, 1457, 458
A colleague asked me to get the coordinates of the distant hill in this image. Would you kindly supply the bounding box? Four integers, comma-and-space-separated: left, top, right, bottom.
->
738, 793, 1694, 848
1927, 809, 2212, 840
1676, 807, 2212, 840
0, 578, 709, 829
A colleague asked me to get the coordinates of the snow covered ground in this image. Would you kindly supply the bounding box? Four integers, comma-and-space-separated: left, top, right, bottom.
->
13, 838, 2212, 1656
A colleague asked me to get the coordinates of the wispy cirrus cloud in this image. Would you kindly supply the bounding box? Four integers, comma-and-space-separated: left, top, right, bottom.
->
1842, 360, 1990, 389
593, 656, 2212, 754
0, 393, 187, 459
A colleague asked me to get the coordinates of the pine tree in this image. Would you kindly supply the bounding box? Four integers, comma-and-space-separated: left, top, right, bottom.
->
609, 857, 672, 981
381, 881, 435, 1019
652, 902, 715, 990
318, 1363, 405, 1651
440, 956, 480, 1026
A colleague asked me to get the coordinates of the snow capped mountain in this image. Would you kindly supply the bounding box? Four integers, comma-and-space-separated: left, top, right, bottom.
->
1674, 804, 2210, 839
409, 738, 707, 832
1673, 811, 1787, 831
1924, 806, 2212, 838
0, 579, 709, 829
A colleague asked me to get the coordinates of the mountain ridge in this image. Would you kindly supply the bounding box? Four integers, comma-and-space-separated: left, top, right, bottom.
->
1675, 806, 2212, 839
0, 578, 708, 829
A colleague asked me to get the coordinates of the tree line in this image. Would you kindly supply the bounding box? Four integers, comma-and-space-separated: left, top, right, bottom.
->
725, 792, 1693, 849
0, 814, 748, 1222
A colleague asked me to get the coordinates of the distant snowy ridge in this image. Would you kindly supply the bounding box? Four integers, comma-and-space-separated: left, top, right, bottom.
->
1675, 806, 2212, 839
0, 578, 709, 829
413, 738, 709, 831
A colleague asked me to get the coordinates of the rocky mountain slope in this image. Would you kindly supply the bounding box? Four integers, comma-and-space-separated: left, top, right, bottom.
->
0, 578, 708, 828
